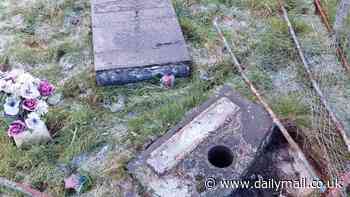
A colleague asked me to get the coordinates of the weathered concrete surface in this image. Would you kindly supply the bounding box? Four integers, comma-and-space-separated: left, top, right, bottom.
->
147, 97, 240, 174
91, 0, 191, 85
128, 86, 275, 196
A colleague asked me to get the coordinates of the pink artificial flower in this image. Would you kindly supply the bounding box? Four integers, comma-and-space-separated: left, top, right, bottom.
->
22, 98, 38, 111
64, 174, 80, 190
7, 120, 26, 137
38, 80, 55, 97
161, 73, 175, 89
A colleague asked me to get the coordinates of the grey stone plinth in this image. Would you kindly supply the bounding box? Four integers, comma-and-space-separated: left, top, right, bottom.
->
91, 0, 191, 85
128, 86, 274, 197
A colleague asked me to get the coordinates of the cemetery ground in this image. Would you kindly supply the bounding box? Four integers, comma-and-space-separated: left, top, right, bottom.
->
0, 0, 349, 196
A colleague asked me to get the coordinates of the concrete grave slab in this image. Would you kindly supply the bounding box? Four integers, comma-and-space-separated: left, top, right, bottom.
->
128, 86, 275, 196
91, 0, 191, 85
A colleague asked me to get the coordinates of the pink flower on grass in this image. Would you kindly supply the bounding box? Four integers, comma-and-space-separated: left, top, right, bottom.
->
65, 174, 80, 190
38, 80, 55, 97
161, 73, 175, 89
23, 98, 38, 111
8, 120, 26, 137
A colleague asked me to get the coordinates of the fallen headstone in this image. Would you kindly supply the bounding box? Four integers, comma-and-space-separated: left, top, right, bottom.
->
128, 86, 274, 196
91, 0, 191, 85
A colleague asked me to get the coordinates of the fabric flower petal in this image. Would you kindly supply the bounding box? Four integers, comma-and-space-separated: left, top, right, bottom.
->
7, 120, 26, 137
38, 80, 55, 97
22, 98, 39, 111
4, 96, 20, 116
20, 83, 40, 99
25, 112, 46, 131
35, 100, 49, 115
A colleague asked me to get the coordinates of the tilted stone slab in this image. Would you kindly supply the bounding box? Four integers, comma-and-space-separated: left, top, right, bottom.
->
91, 0, 191, 85
128, 86, 274, 196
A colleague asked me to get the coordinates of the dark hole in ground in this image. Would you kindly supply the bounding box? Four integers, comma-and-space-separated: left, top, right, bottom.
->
56, 49, 66, 62
208, 145, 234, 168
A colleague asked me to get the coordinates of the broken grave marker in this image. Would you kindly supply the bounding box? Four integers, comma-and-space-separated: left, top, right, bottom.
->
128, 86, 275, 196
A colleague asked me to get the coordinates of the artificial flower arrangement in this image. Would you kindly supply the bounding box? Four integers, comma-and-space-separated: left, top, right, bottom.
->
0, 69, 55, 147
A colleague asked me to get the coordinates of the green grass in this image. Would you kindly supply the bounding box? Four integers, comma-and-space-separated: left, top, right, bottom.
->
0, 99, 108, 195
0, 187, 25, 197
127, 81, 209, 148
338, 18, 350, 61
320, 0, 350, 58
228, 0, 306, 16
127, 62, 236, 147
257, 19, 296, 70
256, 16, 311, 71
246, 65, 273, 91
0, 64, 135, 195
8, 57, 237, 194
243, 0, 279, 12
6, 41, 53, 65
320, 0, 338, 24
3, 0, 349, 196
31, 64, 63, 84
1, 0, 91, 67
174, 0, 222, 47
272, 94, 311, 128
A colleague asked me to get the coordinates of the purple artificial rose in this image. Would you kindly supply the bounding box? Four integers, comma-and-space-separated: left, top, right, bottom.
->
38, 80, 55, 97
7, 120, 26, 137
23, 98, 38, 111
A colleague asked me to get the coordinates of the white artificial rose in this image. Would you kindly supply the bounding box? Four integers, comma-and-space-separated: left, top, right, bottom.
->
6, 69, 24, 82
25, 112, 46, 131
0, 79, 8, 92
17, 73, 39, 85
20, 82, 40, 99
4, 96, 20, 116
0, 80, 15, 94
35, 100, 49, 115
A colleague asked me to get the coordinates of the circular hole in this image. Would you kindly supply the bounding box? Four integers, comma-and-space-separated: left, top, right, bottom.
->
208, 145, 234, 168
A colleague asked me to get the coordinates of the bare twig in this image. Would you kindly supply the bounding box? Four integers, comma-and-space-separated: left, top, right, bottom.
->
213, 18, 321, 184
314, 0, 333, 32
